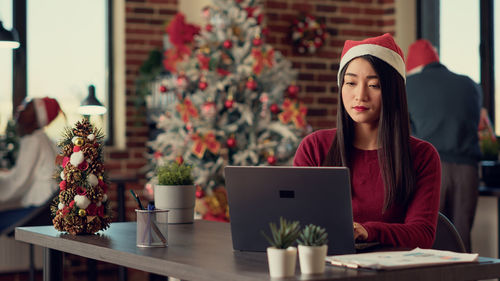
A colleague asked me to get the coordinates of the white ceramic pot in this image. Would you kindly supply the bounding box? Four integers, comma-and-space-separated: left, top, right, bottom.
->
266, 246, 297, 278
154, 184, 196, 224
298, 244, 328, 274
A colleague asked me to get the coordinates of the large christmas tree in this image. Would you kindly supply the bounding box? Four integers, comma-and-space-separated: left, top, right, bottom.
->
145, 0, 308, 221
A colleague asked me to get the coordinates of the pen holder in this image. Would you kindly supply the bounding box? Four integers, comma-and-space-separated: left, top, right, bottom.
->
136, 209, 169, 247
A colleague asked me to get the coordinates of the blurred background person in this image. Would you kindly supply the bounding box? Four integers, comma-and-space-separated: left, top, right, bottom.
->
0, 97, 63, 232
406, 39, 482, 252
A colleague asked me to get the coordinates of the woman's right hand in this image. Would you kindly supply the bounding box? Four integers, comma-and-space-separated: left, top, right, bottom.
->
353, 222, 368, 241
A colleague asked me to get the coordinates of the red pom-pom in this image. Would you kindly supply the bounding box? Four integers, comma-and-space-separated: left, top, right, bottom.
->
199, 80, 208, 90
159, 85, 167, 93
59, 181, 67, 191
223, 40, 232, 49
267, 155, 277, 165
270, 103, 280, 114
196, 186, 205, 198
226, 137, 236, 148
73, 146, 81, 152
97, 205, 105, 217
86, 203, 98, 216
206, 24, 213, 32
62, 157, 70, 168
154, 151, 163, 159
76, 186, 87, 196
78, 161, 89, 171
69, 200, 75, 208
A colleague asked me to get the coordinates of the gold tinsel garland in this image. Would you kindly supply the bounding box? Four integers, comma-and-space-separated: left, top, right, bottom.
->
51, 119, 112, 235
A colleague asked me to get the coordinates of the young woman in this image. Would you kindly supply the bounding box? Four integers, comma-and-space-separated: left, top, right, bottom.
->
293, 33, 441, 249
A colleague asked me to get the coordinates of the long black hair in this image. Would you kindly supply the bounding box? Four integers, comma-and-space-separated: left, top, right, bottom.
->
323, 55, 416, 210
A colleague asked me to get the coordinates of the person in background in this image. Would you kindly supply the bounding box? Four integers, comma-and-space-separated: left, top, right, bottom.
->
405, 39, 482, 252
294, 33, 441, 249
0, 97, 63, 232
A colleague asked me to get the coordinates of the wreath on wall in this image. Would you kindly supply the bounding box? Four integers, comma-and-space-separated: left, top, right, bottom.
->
291, 14, 327, 55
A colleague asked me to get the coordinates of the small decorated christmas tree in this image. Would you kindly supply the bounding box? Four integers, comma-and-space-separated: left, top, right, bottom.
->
51, 119, 112, 235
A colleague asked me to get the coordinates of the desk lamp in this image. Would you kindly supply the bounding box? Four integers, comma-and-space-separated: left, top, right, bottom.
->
0, 21, 20, 49
78, 85, 107, 116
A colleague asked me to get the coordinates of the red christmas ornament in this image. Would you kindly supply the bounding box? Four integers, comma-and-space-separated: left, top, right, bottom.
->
253, 36, 262, 46
176, 76, 187, 88
224, 99, 234, 109
246, 78, 257, 91
226, 137, 236, 148
223, 40, 233, 49
153, 151, 163, 159
196, 186, 205, 198
270, 103, 280, 114
267, 155, 277, 165
199, 80, 208, 90
159, 85, 167, 93
202, 101, 216, 117
176, 155, 184, 164
206, 24, 213, 32
287, 84, 299, 99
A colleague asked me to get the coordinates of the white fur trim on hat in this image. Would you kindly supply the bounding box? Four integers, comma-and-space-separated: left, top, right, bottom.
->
338, 44, 406, 86
33, 98, 48, 127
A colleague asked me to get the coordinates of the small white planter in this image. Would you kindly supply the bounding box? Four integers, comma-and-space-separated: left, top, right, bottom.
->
266, 246, 297, 278
298, 244, 328, 275
154, 184, 196, 224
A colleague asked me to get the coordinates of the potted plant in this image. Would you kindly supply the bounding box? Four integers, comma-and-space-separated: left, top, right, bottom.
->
261, 217, 301, 278
297, 224, 329, 274
154, 161, 196, 223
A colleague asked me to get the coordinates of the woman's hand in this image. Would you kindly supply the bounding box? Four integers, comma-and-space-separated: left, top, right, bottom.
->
353, 222, 368, 241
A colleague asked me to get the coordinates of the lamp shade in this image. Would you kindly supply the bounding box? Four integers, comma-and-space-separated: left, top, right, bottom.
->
0, 21, 20, 49
78, 85, 107, 115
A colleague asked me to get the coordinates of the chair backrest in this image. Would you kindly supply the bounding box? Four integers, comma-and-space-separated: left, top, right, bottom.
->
432, 212, 466, 253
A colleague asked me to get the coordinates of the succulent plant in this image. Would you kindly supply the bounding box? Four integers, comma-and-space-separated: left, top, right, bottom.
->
297, 224, 328, 246
261, 217, 301, 249
156, 161, 194, 185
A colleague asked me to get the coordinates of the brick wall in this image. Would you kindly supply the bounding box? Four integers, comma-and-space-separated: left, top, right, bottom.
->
104, 0, 395, 222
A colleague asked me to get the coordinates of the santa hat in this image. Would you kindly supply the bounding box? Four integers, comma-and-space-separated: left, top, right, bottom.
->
406, 39, 439, 75
338, 33, 406, 86
33, 97, 62, 127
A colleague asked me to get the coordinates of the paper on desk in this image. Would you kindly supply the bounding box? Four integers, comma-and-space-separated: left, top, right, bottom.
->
326, 248, 478, 270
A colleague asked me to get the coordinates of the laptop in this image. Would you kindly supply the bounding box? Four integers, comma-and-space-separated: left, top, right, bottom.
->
225, 165, 356, 255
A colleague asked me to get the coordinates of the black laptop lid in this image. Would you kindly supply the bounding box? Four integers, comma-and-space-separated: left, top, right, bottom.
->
225, 166, 356, 255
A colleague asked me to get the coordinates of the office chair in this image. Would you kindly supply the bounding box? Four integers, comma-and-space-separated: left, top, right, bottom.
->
432, 212, 466, 253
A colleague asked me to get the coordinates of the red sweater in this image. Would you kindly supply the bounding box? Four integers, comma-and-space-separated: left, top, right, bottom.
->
293, 129, 441, 248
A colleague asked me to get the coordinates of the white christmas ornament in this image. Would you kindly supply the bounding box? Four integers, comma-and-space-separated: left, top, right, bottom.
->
60, 171, 66, 180
74, 195, 91, 209
96, 201, 102, 207
87, 174, 99, 187
87, 134, 95, 141
58, 203, 65, 210
70, 151, 84, 166
102, 194, 108, 202
71, 136, 80, 144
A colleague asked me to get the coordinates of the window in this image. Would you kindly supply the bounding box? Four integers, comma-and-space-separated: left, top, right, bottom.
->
440, 0, 480, 83
0, 0, 110, 141
0, 0, 14, 133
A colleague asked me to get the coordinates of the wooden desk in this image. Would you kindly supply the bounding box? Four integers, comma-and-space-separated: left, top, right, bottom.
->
15, 221, 500, 281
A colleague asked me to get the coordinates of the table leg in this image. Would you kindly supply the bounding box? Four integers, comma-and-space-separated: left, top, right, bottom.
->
43, 248, 62, 281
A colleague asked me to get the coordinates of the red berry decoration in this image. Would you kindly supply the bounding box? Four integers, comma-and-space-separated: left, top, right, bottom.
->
206, 24, 213, 32
287, 84, 299, 99
225, 99, 234, 109
223, 40, 233, 49
267, 155, 277, 165
176, 155, 184, 164
199, 80, 208, 90
270, 103, 280, 114
196, 187, 205, 199
159, 85, 167, 93
246, 78, 257, 91
226, 137, 236, 148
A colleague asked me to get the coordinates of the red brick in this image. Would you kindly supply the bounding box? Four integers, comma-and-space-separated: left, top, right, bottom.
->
353, 0, 373, 2
314, 120, 336, 129
305, 86, 326, 93
126, 28, 156, 35
134, 7, 154, 14
148, 0, 177, 3
353, 19, 374, 26
110, 151, 130, 159
318, 74, 336, 82
300, 96, 314, 104
341, 29, 364, 36
365, 8, 384, 15
329, 17, 350, 24
126, 162, 147, 169
305, 63, 327, 70
291, 3, 313, 12
268, 24, 290, 33
340, 7, 361, 14
378, 0, 394, 3
266, 1, 287, 9
298, 73, 314, 81
307, 108, 328, 117
316, 5, 337, 13
126, 18, 148, 24
318, 97, 338, 104
159, 9, 176, 15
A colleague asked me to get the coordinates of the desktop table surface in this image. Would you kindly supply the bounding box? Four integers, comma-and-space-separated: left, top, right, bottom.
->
15, 221, 500, 281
